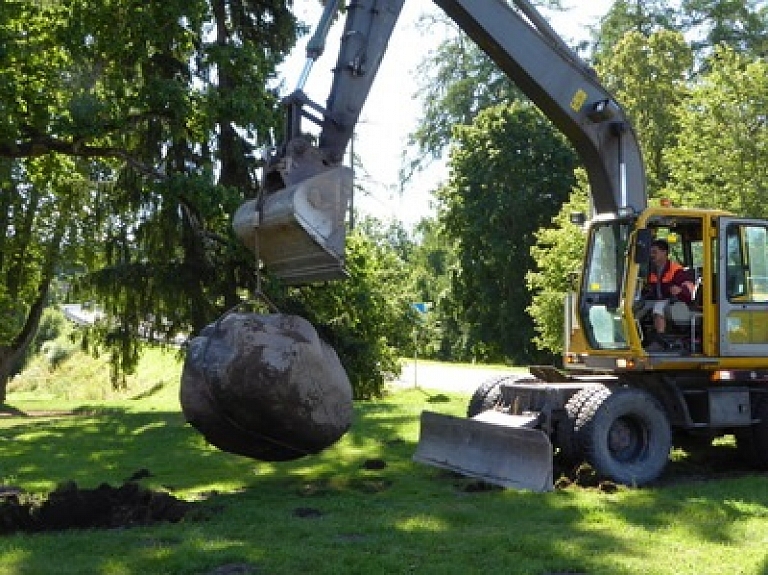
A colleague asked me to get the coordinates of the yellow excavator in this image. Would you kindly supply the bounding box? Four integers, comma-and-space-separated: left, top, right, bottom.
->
228, 0, 768, 491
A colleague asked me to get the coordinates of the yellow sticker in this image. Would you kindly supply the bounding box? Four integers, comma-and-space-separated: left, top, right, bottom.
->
590, 283, 601, 291
571, 89, 588, 112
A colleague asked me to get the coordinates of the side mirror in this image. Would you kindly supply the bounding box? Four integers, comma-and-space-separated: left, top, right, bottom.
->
634, 228, 652, 264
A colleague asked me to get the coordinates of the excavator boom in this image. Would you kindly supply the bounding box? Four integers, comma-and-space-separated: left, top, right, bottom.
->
234, 0, 647, 286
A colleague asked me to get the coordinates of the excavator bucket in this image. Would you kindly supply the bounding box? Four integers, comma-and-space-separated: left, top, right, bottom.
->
233, 166, 353, 285
413, 410, 553, 492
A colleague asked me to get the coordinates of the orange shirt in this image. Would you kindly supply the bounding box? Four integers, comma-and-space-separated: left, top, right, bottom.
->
647, 261, 694, 303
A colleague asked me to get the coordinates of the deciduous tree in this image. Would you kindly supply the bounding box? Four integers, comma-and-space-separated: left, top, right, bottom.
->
406, 1, 565, 177
664, 46, 768, 216
438, 102, 576, 364
527, 173, 589, 354
596, 30, 693, 195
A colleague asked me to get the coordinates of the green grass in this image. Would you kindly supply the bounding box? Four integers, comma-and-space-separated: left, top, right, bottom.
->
2, 350, 768, 574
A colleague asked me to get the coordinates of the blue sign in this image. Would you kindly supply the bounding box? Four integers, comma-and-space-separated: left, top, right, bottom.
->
412, 302, 431, 314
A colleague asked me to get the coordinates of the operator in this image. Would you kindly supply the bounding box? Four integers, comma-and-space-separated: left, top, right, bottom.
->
642, 239, 695, 339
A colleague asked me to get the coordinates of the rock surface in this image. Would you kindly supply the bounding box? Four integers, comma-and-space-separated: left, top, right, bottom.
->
180, 313, 353, 461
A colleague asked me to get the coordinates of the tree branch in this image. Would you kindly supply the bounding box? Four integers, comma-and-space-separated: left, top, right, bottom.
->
0, 136, 167, 179
1, 135, 124, 160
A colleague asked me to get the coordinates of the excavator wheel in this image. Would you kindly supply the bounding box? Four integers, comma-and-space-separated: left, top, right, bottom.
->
467, 374, 540, 418
555, 385, 603, 463
576, 385, 671, 486
467, 376, 508, 417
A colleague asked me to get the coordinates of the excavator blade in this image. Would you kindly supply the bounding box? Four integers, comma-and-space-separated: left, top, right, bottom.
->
413, 410, 553, 492
233, 166, 352, 285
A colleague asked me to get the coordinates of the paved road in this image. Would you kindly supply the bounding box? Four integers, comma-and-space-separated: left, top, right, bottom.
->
389, 360, 522, 393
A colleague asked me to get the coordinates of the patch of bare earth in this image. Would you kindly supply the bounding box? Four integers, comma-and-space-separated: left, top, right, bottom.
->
0, 479, 190, 534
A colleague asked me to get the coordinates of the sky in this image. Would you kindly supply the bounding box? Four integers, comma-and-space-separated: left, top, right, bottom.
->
278, 1, 615, 227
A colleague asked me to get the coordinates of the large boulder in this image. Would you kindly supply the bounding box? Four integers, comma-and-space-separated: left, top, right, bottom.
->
180, 313, 353, 461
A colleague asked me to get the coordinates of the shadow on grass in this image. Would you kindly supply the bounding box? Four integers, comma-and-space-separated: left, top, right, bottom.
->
2, 395, 768, 574
0, 404, 245, 492
0, 403, 27, 417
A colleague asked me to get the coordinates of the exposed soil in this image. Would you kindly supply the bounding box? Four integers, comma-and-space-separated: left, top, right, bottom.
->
552, 462, 620, 492
0, 478, 190, 535
552, 443, 767, 491
448, 444, 766, 493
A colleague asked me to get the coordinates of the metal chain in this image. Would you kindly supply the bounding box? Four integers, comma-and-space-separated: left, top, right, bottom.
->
252, 190, 279, 314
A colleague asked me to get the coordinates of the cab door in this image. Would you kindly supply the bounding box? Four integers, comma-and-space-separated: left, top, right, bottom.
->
718, 218, 768, 356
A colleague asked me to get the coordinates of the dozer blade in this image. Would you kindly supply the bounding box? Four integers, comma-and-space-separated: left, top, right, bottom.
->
233, 166, 352, 285
413, 410, 553, 492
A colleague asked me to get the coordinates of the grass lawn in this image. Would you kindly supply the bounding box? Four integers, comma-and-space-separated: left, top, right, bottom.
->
2, 349, 768, 575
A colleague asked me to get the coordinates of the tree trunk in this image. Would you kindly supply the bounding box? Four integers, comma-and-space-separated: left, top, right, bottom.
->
0, 207, 63, 403
0, 281, 49, 403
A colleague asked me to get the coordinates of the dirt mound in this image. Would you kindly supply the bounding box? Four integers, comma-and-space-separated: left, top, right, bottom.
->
0, 480, 190, 535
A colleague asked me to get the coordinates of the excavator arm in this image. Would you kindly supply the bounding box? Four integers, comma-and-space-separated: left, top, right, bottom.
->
435, 0, 646, 214
234, 0, 647, 284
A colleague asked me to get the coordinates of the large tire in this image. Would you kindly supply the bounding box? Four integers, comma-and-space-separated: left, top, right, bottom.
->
466, 376, 508, 418
556, 385, 605, 463
467, 374, 540, 418
577, 385, 671, 486
735, 392, 768, 470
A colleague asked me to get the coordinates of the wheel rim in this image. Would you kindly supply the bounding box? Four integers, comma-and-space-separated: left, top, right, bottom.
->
607, 415, 649, 463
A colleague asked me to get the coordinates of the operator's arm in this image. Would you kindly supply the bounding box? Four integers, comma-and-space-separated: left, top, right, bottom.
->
669, 270, 693, 303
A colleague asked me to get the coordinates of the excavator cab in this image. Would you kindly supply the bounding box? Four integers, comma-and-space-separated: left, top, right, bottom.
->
568, 205, 768, 361
569, 208, 710, 358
